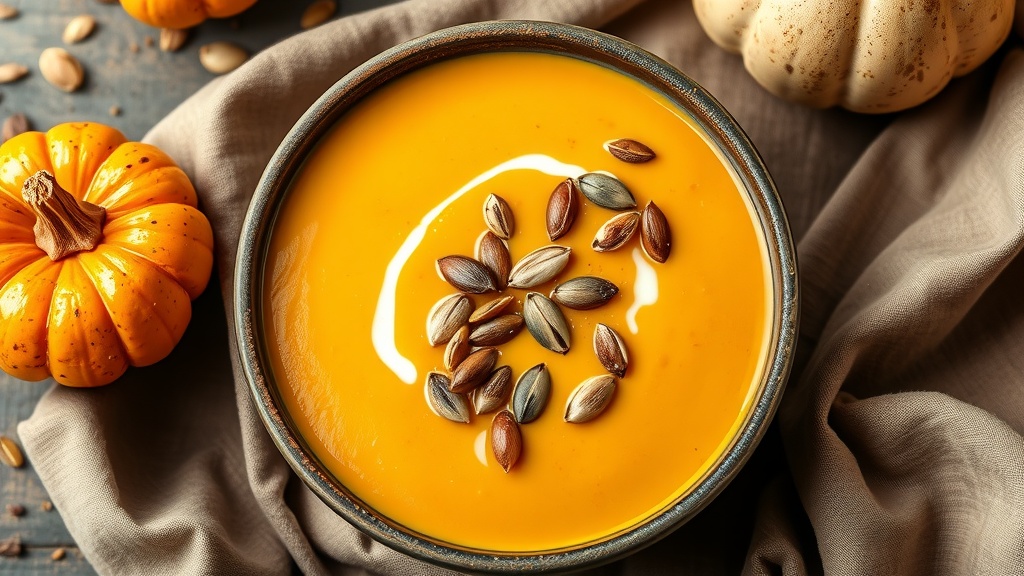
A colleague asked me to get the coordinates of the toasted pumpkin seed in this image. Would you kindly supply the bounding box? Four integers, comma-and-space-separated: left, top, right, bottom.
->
593, 323, 629, 377
607, 138, 655, 163
511, 363, 551, 424
507, 245, 571, 289
469, 314, 524, 347
425, 293, 471, 346
62, 15, 96, 44
159, 27, 189, 52
490, 410, 522, 472
523, 292, 570, 354
475, 231, 511, 290
39, 47, 84, 92
550, 276, 618, 310
546, 178, 579, 240
564, 375, 617, 423
0, 63, 28, 84
578, 172, 636, 210
443, 325, 470, 371
199, 41, 248, 74
592, 211, 640, 252
436, 255, 498, 293
2, 113, 29, 143
468, 294, 514, 324
0, 435, 24, 468
0, 4, 17, 19
473, 365, 513, 415
450, 347, 499, 394
425, 372, 469, 423
483, 193, 515, 239
641, 200, 672, 263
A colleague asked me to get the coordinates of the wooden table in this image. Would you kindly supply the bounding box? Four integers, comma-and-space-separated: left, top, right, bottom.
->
0, 1, 392, 573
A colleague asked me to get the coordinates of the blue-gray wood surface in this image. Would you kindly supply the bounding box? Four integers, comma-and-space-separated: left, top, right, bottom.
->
0, 1, 393, 573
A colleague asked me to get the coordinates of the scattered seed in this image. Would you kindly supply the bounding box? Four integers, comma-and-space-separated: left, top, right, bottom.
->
0, 63, 29, 84
594, 323, 629, 378
490, 410, 522, 473
63, 15, 96, 44
436, 255, 498, 293
564, 375, 617, 423
475, 231, 511, 290
144, 35, 154, 47
159, 28, 189, 52
0, 435, 24, 468
507, 245, 571, 289
483, 193, 515, 239
301, 0, 336, 29
450, 347, 499, 394
0, 535, 21, 557
593, 211, 640, 252
0, 3, 17, 20
425, 293, 471, 347
39, 47, 84, 92
51, 547, 66, 561
443, 325, 470, 372
511, 363, 551, 424
2, 113, 29, 143
425, 372, 470, 423
578, 172, 636, 210
473, 366, 513, 415
468, 294, 514, 324
469, 314, 524, 347
40, 501, 52, 512
108, 104, 121, 117
523, 292, 571, 354
550, 276, 618, 310
5, 503, 24, 517
641, 200, 672, 263
607, 138, 656, 163
546, 178, 579, 240
199, 41, 248, 74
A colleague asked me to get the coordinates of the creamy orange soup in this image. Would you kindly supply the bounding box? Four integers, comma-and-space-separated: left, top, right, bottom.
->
264, 51, 771, 551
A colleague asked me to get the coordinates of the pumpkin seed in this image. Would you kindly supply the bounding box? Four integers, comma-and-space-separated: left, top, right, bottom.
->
511, 363, 551, 424
2, 113, 29, 143
108, 104, 121, 117
0, 63, 28, 84
490, 410, 522, 472
62, 15, 96, 44
39, 47, 84, 92
300, 0, 336, 29
425, 372, 469, 423
425, 293, 471, 346
468, 294, 514, 324
443, 325, 470, 371
507, 245, 571, 289
469, 314, 524, 347
523, 292, 571, 354
483, 193, 515, 239
159, 27, 189, 52
564, 375, 617, 423
472, 365, 512, 415
0, 435, 24, 468
0, 535, 21, 558
475, 231, 511, 291
578, 173, 636, 210
594, 323, 629, 377
593, 211, 640, 252
436, 255, 498, 293
607, 138, 656, 163
5, 503, 24, 517
641, 200, 672, 263
450, 347, 499, 394
199, 41, 248, 74
0, 4, 17, 20
51, 548, 66, 561
550, 276, 618, 310
546, 178, 579, 240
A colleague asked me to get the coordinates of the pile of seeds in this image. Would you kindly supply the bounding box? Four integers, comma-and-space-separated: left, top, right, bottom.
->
424, 138, 672, 472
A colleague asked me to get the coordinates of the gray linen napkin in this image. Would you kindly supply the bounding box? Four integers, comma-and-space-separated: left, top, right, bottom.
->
18, 0, 1024, 574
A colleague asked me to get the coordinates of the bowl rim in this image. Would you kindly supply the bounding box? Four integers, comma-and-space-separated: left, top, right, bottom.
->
234, 19, 799, 574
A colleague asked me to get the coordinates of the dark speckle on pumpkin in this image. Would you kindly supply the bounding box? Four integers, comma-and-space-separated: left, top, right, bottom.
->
785, 64, 794, 74
140, 157, 150, 163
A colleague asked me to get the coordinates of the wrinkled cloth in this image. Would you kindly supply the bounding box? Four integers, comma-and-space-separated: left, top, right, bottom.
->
18, 0, 1024, 574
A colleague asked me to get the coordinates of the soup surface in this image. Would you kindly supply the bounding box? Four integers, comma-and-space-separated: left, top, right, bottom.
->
263, 51, 771, 551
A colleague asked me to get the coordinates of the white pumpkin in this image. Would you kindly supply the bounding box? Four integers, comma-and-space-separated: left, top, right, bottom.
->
693, 0, 1015, 113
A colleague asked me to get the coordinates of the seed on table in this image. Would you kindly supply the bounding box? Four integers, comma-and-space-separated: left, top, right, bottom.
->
0, 63, 29, 84
578, 172, 636, 210
606, 138, 656, 163
550, 276, 618, 310
5, 503, 24, 517
450, 347, 499, 394
436, 255, 498, 293
475, 231, 511, 291
641, 200, 672, 263
490, 410, 522, 473
483, 193, 515, 239
468, 294, 514, 324
199, 42, 248, 74
593, 323, 629, 378
523, 292, 571, 354
592, 211, 640, 252
51, 547, 66, 561
546, 178, 580, 240
507, 245, 571, 289
2, 113, 29, 143
39, 47, 84, 92
62, 15, 96, 44
0, 435, 24, 468
425, 371, 470, 423
472, 365, 513, 415
0, 4, 17, 20
159, 28, 189, 52
511, 363, 551, 424
40, 501, 52, 512
0, 535, 21, 557
425, 293, 471, 346
564, 375, 617, 423
469, 314, 524, 347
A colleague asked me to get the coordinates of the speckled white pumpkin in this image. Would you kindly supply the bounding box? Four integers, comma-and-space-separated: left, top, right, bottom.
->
693, 0, 1015, 113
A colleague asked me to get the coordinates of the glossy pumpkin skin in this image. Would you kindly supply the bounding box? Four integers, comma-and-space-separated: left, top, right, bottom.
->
694, 0, 1014, 113
0, 122, 214, 387
120, 0, 257, 29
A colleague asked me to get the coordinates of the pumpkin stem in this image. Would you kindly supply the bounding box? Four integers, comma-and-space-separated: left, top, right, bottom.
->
22, 170, 106, 261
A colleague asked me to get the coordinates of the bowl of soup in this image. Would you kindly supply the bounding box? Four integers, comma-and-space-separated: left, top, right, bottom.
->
235, 20, 798, 573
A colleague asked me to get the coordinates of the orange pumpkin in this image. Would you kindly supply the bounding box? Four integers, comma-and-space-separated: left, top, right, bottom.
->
0, 122, 214, 387
119, 0, 257, 30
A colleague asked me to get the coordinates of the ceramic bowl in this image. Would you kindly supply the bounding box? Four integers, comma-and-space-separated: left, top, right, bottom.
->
235, 20, 798, 574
